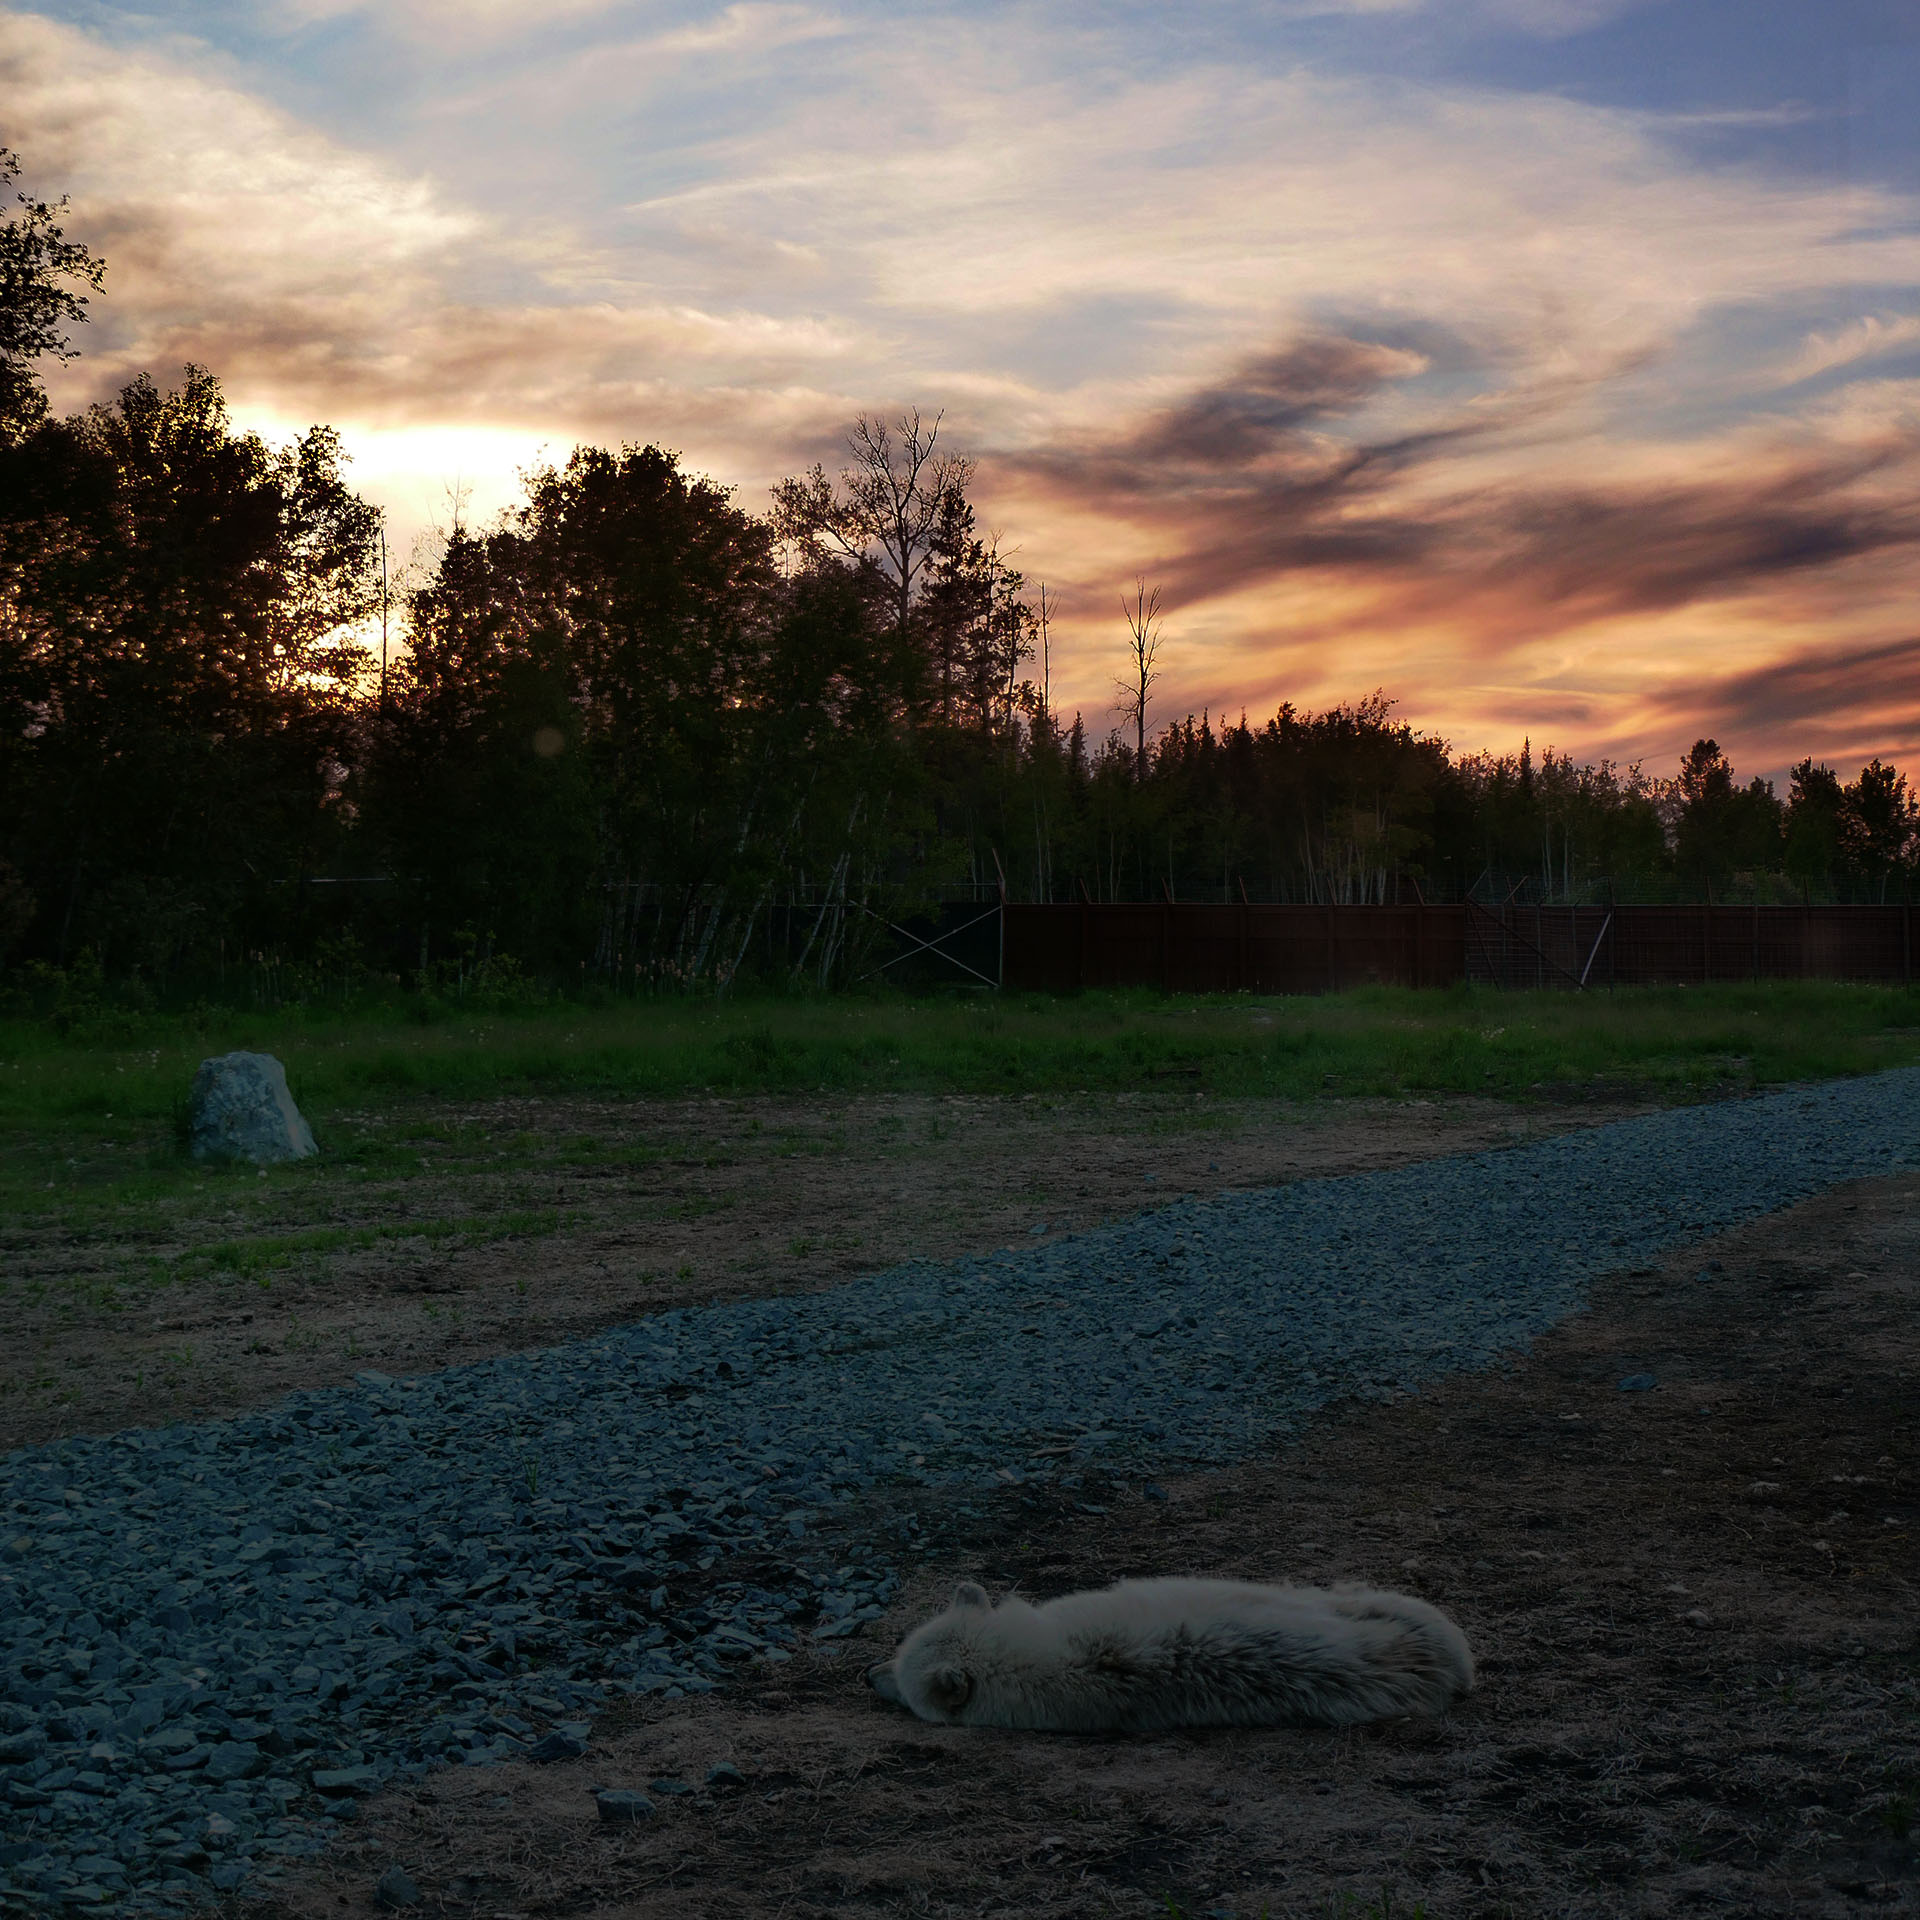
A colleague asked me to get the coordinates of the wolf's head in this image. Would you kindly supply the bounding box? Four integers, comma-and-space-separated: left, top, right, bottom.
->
865, 1580, 994, 1722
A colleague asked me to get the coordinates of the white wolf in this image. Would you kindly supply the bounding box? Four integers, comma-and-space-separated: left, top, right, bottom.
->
865, 1577, 1473, 1732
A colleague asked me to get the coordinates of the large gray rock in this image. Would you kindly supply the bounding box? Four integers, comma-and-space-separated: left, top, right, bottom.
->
187, 1051, 318, 1164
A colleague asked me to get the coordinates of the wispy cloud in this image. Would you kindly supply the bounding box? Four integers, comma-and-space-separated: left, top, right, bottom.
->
263, 0, 621, 45
1637, 631, 1920, 771
651, 2, 845, 57
3, 12, 476, 349
1778, 313, 1920, 386
1459, 0, 1651, 34
5, 12, 869, 443
6, 0, 1920, 779
998, 332, 1920, 777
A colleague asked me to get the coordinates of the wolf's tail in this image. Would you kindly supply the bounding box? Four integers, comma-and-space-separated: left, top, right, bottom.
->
1329, 1584, 1475, 1717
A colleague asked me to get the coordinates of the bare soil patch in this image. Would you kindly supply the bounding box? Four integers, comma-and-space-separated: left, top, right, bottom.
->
254, 1171, 1917, 1920
4, 1091, 1645, 1450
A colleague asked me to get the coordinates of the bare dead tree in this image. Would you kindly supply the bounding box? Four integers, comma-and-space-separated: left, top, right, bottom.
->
979, 532, 1033, 732
377, 525, 390, 708
1036, 581, 1053, 726
1116, 577, 1163, 782
771, 410, 973, 638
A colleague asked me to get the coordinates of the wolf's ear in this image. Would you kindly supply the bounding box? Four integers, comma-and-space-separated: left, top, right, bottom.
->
925, 1665, 973, 1714
952, 1580, 990, 1610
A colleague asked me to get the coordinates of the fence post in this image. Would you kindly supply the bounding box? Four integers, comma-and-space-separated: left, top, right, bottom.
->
1237, 875, 1251, 992
1411, 877, 1426, 989
992, 848, 1007, 989
1325, 895, 1337, 993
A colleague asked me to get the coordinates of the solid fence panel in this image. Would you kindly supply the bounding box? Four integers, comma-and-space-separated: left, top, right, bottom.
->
1001, 904, 1468, 993
1244, 906, 1343, 994
1607, 906, 1912, 986
1002, 901, 1914, 995
1799, 905, 1907, 983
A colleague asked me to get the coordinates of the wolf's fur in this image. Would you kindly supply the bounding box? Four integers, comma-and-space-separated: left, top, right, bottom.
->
866, 1577, 1473, 1732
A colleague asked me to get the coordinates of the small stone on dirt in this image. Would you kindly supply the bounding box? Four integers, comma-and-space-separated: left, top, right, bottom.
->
527, 1731, 587, 1764
705, 1762, 746, 1789
591, 1788, 653, 1825
1617, 1372, 1657, 1391
374, 1866, 420, 1909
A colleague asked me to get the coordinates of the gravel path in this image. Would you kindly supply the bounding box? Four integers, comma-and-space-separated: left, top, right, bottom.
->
5, 1071, 1919, 1912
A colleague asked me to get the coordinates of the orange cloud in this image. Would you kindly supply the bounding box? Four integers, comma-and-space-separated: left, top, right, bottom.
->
8, 3, 1920, 785
994, 337, 1920, 781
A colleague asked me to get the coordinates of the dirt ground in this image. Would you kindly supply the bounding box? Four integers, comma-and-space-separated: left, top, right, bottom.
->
250, 1169, 1919, 1920
3, 1090, 1648, 1450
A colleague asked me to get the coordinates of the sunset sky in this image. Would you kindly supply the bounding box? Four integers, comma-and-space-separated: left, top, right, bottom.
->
7, 0, 1920, 783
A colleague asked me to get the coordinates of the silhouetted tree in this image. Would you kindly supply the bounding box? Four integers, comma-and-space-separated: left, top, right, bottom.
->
0, 148, 106, 444
1117, 578, 1162, 784
772, 411, 972, 651
1840, 759, 1916, 901
1671, 738, 1781, 894
2, 362, 379, 974
369, 442, 928, 984
8, 246, 1919, 996
1784, 758, 1845, 894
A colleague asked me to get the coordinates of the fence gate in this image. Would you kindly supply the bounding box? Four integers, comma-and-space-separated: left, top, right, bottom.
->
1463, 901, 1614, 990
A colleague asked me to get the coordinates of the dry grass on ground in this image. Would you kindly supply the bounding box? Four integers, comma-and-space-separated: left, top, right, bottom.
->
254, 1172, 1918, 1920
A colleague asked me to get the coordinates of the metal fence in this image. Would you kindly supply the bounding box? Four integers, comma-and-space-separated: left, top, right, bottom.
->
1461, 902, 1917, 990
1002, 903, 1465, 993
997, 901, 1919, 994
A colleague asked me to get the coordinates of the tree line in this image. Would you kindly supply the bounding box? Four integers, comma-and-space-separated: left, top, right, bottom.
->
4, 150, 1917, 999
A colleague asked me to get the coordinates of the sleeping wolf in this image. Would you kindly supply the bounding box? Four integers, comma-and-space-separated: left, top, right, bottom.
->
866, 1577, 1473, 1732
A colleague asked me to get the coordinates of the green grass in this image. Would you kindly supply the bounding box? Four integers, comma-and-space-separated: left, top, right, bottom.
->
170, 1208, 574, 1281
5, 980, 1920, 1222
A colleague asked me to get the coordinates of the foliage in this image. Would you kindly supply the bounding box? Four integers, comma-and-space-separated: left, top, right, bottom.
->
0, 365, 379, 978
365, 442, 929, 986
3, 157, 1919, 998
0, 146, 107, 443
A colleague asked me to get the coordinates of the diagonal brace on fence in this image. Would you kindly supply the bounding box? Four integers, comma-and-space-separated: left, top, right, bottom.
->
1577, 911, 1613, 989
1466, 899, 1589, 990
850, 902, 1001, 988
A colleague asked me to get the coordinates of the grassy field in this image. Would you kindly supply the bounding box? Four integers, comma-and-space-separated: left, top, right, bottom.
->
6, 978, 1919, 1210
5, 979, 1918, 1438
